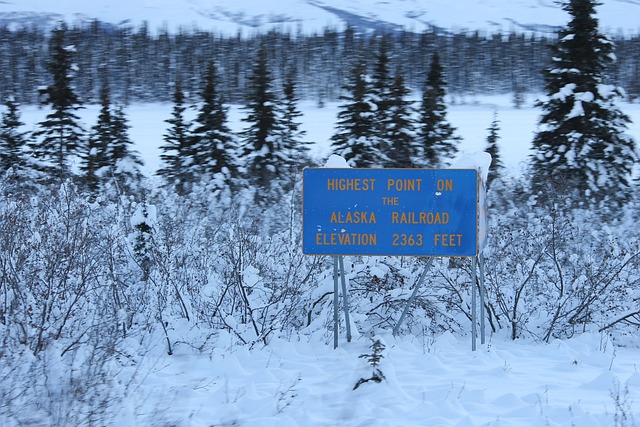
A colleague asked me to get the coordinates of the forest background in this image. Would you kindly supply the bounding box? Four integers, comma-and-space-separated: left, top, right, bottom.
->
1, 23, 640, 106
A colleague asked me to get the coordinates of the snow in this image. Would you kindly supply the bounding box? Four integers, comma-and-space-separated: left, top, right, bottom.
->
5, 94, 640, 427
448, 151, 492, 183
324, 153, 350, 168
568, 100, 585, 119
2, 0, 640, 36
598, 84, 617, 99
130, 202, 156, 227
109, 331, 640, 426
553, 83, 578, 101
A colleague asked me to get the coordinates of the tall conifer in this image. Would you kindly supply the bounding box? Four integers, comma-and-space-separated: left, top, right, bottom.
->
331, 57, 383, 167
278, 69, 311, 171
485, 111, 504, 190
416, 52, 460, 168
81, 76, 112, 193
240, 43, 281, 193
192, 61, 237, 193
371, 36, 393, 140
0, 96, 29, 174
384, 66, 416, 168
530, 0, 636, 207
157, 77, 194, 194
82, 77, 143, 195
32, 23, 85, 180
110, 104, 144, 194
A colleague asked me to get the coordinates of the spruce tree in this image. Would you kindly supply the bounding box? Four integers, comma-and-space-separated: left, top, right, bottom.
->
331, 57, 383, 167
371, 37, 417, 168
530, 0, 636, 207
383, 66, 416, 168
110, 104, 144, 195
191, 61, 237, 193
0, 96, 29, 174
485, 111, 504, 190
131, 195, 154, 282
240, 43, 281, 192
157, 77, 194, 194
32, 23, 85, 180
82, 77, 144, 195
628, 63, 640, 103
81, 76, 112, 193
278, 69, 311, 172
371, 36, 393, 142
416, 51, 460, 168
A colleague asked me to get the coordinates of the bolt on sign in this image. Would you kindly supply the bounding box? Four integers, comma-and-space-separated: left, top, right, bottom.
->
302, 168, 478, 257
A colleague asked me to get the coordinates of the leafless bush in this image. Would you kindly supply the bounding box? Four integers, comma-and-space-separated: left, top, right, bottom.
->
208, 207, 324, 347
0, 182, 139, 425
481, 200, 640, 341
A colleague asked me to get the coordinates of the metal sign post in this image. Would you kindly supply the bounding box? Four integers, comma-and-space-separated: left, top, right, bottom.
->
338, 256, 352, 343
333, 256, 339, 349
476, 171, 488, 348
479, 252, 486, 345
471, 253, 487, 351
472, 256, 478, 351
332, 255, 352, 348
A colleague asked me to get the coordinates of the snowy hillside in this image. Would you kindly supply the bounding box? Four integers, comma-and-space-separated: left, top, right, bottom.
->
1, 0, 640, 35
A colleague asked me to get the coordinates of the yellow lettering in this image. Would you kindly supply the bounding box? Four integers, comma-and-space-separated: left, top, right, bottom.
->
315, 233, 377, 246
330, 211, 377, 223
437, 179, 454, 191
382, 196, 398, 205
434, 233, 462, 246
387, 178, 423, 191
391, 211, 450, 224
316, 232, 337, 245
327, 178, 376, 191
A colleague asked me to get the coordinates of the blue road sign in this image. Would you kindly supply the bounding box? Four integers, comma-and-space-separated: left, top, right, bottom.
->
302, 168, 478, 257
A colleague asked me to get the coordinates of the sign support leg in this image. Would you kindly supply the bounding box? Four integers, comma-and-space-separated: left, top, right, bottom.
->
393, 257, 434, 336
478, 252, 486, 345
333, 256, 339, 349
472, 256, 478, 351
338, 256, 352, 343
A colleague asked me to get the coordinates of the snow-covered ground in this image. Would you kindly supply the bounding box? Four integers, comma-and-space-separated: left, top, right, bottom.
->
110, 331, 640, 426
12, 95, 640, 426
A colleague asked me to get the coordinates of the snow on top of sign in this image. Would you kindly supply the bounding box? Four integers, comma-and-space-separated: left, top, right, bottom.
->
449, 151, 492, 184
450, 152, 491, 251
324, 154, 350, 168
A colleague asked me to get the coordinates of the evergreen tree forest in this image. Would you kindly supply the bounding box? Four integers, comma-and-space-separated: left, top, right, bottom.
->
0, 22, 639, 105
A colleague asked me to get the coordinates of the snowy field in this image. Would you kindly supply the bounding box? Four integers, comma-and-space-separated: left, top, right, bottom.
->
11, 95, 640, 426
17, 94, 640, 178
112, 332, 640, 427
